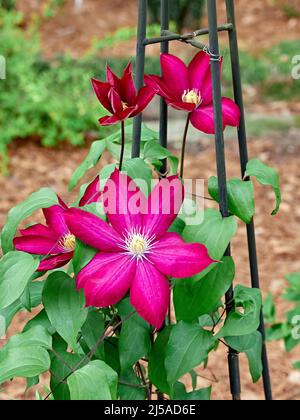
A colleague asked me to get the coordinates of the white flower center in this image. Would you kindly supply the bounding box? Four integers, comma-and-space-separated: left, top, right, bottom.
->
182, 89, 202, 107
121, 228, 156, 261
60, 233, 76, 252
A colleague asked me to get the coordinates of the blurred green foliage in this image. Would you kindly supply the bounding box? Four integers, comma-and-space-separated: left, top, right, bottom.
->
0, 0, 15, 11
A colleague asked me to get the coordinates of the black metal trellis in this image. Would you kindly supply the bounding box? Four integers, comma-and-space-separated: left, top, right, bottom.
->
132, 0, 272, 400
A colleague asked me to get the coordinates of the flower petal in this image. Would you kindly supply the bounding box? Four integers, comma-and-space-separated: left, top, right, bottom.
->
160, 54, 189, 99
91, 78, 113, 113
130, 260, 170, 329
79, 176, 101, 207
14, 235, 61, 255
103, 168, 147, 236
220, 97, 241, 127
106, 64, 121, 89
20, 223, 57, 239
38, 252, 73, 272
77, 253, 136, 307
43, 204, 69, 237
144, 176, 184, 239
167, 101, 196, 112
65, 208, 122, 251
190, 98, 240, 134
108, 88, 123, 114
144, 74, 174, 101
150, 232, 215, 278
131, 86, 155, 116
120, 62, 137, 106
99, 106, 137, 126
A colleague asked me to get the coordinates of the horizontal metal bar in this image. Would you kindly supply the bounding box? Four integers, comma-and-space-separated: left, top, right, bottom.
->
143, 23, 233, 46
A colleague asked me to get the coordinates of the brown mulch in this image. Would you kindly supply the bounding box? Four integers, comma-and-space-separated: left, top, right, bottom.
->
1, 132, 300, 400
16, 0, 300, 58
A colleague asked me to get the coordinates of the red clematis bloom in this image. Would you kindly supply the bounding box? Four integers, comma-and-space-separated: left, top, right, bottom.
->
64, 169, 215, 329
144, 51, 241, 134
13, 177, 101, 272
91, 62, 155, 126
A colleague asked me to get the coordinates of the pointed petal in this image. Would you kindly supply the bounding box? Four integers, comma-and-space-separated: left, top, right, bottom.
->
38, 252, 73, 272
79, 176, 101, 207
167, 101, 196, 112
106, 64, 121, 89
160, 54, 189, 99
77, 253, 136, 307
150, 232, 215, 278
131, 86, 155, 116
20, 223, 57, 239
220, 97, 241, 127
144, 176, 184, 239
120, 62, 137, 106
43, 204, 69, 237
65, 208, 122, 251
144, 74, 174, 101
103, 168, 147, 236
190, 105, 215, 134
108, 88, 123, 113
13, 235, 61, 255
130, 260, 170, 329
190, 98, 240, 134
91, 78, 113, 113
99, 106, 136, 126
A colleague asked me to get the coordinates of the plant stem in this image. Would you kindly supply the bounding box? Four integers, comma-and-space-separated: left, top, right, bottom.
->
179, 114, 190, 179
119, 120, 125, 171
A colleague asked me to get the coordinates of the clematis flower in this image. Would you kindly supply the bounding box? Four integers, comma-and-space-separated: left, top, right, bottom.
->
64, 169, 215, 329
144, 51, 240, 134
13, 177, 101, 272
91, 62, 155, 126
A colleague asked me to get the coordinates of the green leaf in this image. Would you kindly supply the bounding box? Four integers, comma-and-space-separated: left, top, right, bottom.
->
118, 298, 151, 372
67, 360, 118, 400
0, 326, 52, 385
0, 251, 39, 310
263, 292, 276, 324
165, 321, 214, 387
183, 208, 237, 262
69, 140, 106, 190
245, 158, 281, 215
148, 326, 172, 395
122, 158, 152, 196
23, 309, 56, 335
208, 177, 255, 224
104, 337, 120, 373
50, 350, 82, 401
72, 239, 97, 276
174, 257, 235, 322
226, 332, 263, 383
81, 310, 105, 360
43, 271, 88, 351
143, 139, 179, 175
119, 368, 146, 400
1, 188, 58, 254
216, 286, 262, 338
173, 382, 211, 400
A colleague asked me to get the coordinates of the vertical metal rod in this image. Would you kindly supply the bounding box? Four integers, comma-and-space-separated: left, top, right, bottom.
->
159, 0, 169, 173
225, 0, 273, 400
207, 0, 241, 401
132, 0, 148, 158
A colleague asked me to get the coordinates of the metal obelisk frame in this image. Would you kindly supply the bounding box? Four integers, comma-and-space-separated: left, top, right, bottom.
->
132, 0, 273, 400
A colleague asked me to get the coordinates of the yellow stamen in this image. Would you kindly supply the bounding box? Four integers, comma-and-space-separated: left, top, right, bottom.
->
63, 234, 76, 252
129, 235, 147, 255
122, 101, 128, 111
182, 89, 202, 107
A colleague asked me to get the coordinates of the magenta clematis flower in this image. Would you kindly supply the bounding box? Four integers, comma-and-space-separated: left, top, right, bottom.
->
13, 177, 101, 272
64, 169, 215, 329
91, 62, 155, 126
144, 51, 241, 134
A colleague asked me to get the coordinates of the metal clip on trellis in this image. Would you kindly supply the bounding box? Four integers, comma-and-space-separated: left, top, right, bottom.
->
132, 0, 273, 401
